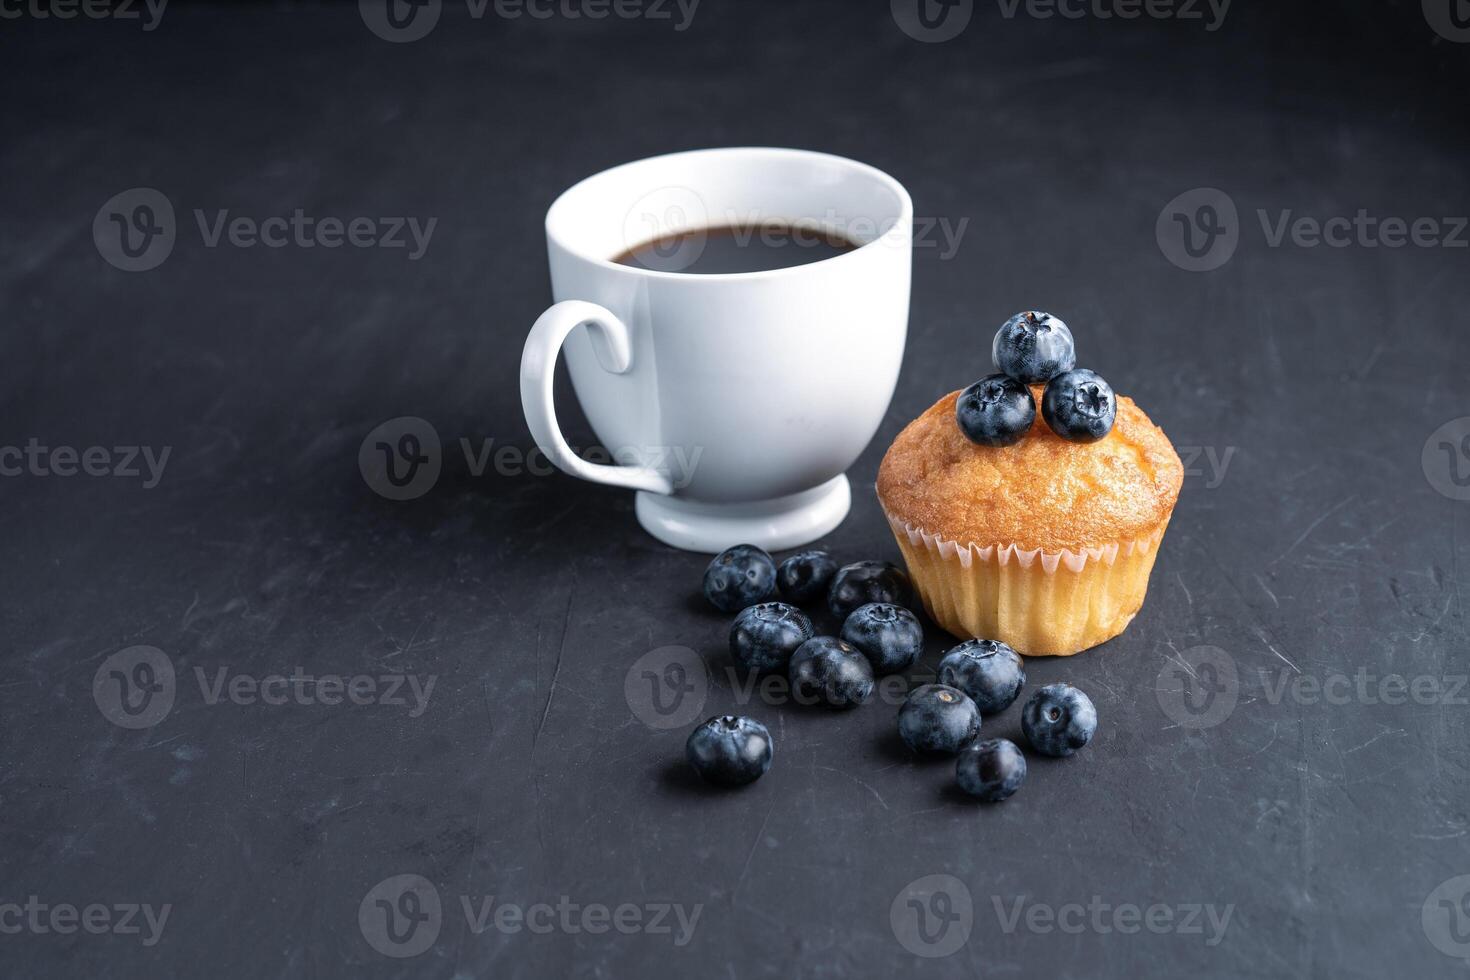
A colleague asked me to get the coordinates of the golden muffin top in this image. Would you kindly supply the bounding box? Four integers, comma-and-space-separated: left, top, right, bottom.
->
877, 386, 1183, 553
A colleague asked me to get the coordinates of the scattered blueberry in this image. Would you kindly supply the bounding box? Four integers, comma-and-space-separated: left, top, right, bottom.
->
841, 603, 923, 674
992, 311, 1076, 384
1042, 369, 1117, 443
956, 373, 1036, 447
897, 684, 982, 756
1022, 684, 1098, 757
686, 715, 774, 787
703, 543, 778, 613
828, 561, 911, 620
777, 550, 839, 606
789, 637, 875, 709
937, 639, 1026, 714
955, 738, 1027, 802
730, 602, 813, 674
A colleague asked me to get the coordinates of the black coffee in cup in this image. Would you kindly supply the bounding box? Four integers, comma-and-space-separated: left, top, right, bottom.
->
614, 222, 861, 274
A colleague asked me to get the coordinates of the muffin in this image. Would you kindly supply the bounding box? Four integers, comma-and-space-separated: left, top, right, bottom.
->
876, 386, 1182, 656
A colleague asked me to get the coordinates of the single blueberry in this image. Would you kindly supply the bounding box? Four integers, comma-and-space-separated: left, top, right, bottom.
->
686, 715, 774, 787
1041, 369, 1117, 443
828, 561, 911, 620
992, 311, 1076, 384
956, 373, 1036, 447
788, 637, 875, 709
729, 602, 814, 674
897, 683, 982, 756
955, 738, 1027, 802
1022, 683, 1098, 757
937, 639, 1026, 714
777, 550, 839, 606
841, 603, 923, 674
703, 543, 778, 613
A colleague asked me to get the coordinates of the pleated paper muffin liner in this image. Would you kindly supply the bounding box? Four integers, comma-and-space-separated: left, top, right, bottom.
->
882, 508, 1171, 657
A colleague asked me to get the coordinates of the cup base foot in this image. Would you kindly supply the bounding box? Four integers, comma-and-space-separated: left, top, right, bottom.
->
635, 476, 851, 553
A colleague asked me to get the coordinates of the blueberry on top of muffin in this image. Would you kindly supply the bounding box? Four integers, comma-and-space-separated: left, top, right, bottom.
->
960, 311, 1118, 445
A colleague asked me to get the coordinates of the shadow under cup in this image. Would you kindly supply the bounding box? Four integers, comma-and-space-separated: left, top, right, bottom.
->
541, 148, 913, 552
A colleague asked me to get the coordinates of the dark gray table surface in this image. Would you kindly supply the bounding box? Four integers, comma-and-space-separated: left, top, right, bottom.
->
4, 2, 1469, 977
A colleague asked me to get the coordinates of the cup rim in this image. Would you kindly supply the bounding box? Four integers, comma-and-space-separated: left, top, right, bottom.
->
544, 146, 914, 282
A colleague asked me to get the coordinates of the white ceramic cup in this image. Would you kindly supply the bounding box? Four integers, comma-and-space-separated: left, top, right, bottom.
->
519, 147, 912, 553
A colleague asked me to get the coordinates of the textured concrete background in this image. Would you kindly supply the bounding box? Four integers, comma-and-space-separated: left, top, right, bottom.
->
3, 1, 1469, 976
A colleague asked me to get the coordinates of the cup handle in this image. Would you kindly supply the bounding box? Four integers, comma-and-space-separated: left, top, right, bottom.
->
519, 300, 674, 495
